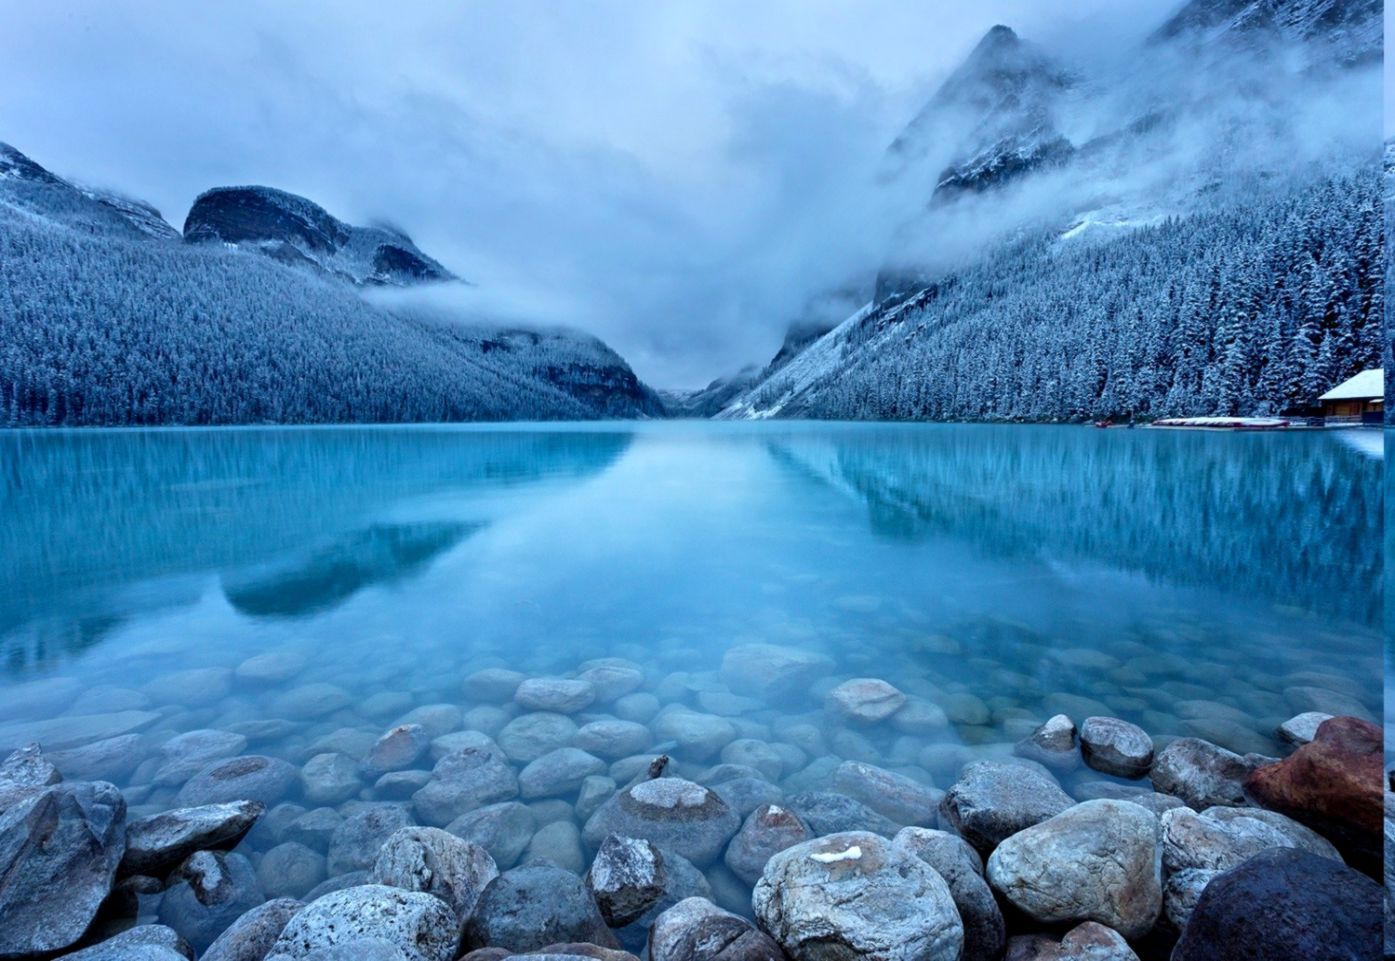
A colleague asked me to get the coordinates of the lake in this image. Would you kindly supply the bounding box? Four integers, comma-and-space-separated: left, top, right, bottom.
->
0, 422, 1382, 939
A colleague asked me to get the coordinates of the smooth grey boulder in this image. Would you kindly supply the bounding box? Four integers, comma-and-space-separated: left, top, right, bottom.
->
1159, 804, 1342, 927
1013, 715, 1078, 772
174, 755, 299, 807
1079, 717, 1153, 779
577, 776, 618, 821
986, 799, 1162, 940
0, 742, 62, 812
362, 724, 432, 777
269, 683, 351, 720
447, 801, 536, 870
710, 777, 783, 820
497, 713, 579, 763
582, 778, 739, 867
259, 842, 326, 898
413, 747, 519, 826
939, 761, 1073, 854
0, 781, 127, 958
49, 734, 144, 782
752, 831, 963, 961
463, 861, 618, 953
158, 850, 265, 952
285, 806, 343, 849
327, 804, 414, 875
830, 760, 940, 826
301, 753, 363, 805
371, 827, 499, 922
235, 651, 308, 685
266, 884, 460, 961
522, 820, 586, 874
651, 711, 738, 762
573, 720, 651, 760
824, 678, 906, 723
202, 898, 304, 961
724, 803, 811, 886
516, 678, 596, 714
1149, 738, 1258, 809
1073, 781, 1186, 817
894, 827, 1005, 961
122, 800, 264, 876
719, 643, 833, 700
648, 897, 785, 961
56, 925, 194, 961
784, 791, 899, 839
520, 748, 608, 799
576, 660, 645, 702
0, 709, 160, 753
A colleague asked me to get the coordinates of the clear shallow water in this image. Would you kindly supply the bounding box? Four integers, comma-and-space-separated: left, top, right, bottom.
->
0, 423, 1383, 930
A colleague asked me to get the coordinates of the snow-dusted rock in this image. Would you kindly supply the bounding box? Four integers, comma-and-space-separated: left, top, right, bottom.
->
582, 778, 739, 867
266, 884, 459, 961
371, 827, 498, 922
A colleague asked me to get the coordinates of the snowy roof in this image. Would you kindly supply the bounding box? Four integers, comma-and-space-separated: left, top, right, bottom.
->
1319, 369, 1384, 402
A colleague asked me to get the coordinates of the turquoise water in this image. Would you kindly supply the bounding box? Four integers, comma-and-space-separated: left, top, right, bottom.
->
0, 423, 1382, 930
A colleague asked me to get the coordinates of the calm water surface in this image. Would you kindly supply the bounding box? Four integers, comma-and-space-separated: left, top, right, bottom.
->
0, 423, 1383, 929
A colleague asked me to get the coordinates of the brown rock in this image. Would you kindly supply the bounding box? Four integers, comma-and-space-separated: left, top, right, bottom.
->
1244, 715, 1383, 869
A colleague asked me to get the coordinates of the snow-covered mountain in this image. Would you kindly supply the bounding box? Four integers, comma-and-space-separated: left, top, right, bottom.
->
720, 0, 1382, 421
184, 185, 454, 288
0, 142, 663, 425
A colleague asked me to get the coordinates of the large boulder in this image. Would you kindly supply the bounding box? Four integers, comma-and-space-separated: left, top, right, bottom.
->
463, 861, 618, 953
447, 802, 535, 869
1171, 848, 1382, 960
648, 897, 785, 961
1013, 715, 1078, 772
830, 761, 940, 826
516, 678, 596, 714
0, 742, 62, 812
202, 898, 305, 961
413, 748, 519, 826
939, 761, 1073, 854
986, 799, 1162, 940
1079, 718, 1153, 779
1004, 922, 1138, 960
519, 749, 608, 800
894, 828, 1004, 961
1149, 738, 1257, 810
752, 831, 963, 961
725, 803, 812, 886
265, 884, 460, 961
718, 644, 832, 700
371, 827, 499, 923
121, 801, 264, 877
585, 834, 667, 927
0, 782, 127, 957
582, 778, 739, 867
1243, 716, 1383, 867
327, 805, 414, 875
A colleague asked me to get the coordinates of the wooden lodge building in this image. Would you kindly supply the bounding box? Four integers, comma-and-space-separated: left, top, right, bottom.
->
1318, 369, 1383, 425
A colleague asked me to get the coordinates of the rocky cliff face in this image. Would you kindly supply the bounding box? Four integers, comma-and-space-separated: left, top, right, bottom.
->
183, 186, 454, 287
0, 142, 179, 240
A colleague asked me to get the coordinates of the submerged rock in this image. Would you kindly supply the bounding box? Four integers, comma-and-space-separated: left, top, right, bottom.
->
447, 802, 535, 870
939, 761, 1073, 854
582, 778, 739, 867
363, 725, 431, 777
327, 805, 414, 875
158, 850, 265, 952
986, 799, 1162, 940
1171, 848, 1382, 960
752, 831, 963, 961
519, 748, 608, 799
265, 884, 460, 961
122, 800, 264, 877
57, 925, 194, 961
413, 747, 519, 826
516, 678, 597, 714
784, 791, 900, 839
830, 760, 940, 826
825, 678, 906, 723
719, 643, 833, 700
0, 782, 127, 957
174, 755, 299, 807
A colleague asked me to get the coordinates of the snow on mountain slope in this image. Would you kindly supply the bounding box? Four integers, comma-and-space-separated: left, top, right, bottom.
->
184, 185, 454, 287
0, 142, 180, 240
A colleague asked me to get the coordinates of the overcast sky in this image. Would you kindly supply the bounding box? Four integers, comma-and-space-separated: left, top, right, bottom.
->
4, 1, 1171, 387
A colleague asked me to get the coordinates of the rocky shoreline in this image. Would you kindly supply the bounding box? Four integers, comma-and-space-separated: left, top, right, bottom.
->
0, 646, 1386, 960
